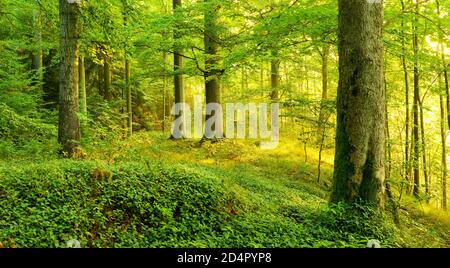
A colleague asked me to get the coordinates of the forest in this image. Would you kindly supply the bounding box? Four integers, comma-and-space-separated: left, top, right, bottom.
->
0, 0, 449, 248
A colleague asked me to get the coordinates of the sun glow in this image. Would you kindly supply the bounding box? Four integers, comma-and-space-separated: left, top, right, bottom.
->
426, 36, 450, 55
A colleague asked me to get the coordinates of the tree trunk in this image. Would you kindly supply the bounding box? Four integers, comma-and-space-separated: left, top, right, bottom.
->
125, 59, 132, 136
445, 62, 450, 131
437, 0, 448, 210
412, 0, 420, 198
98, 62, 104, 95
440, 94, 448, 210
270, 51, 280, 102
418, 99, 429, 200
33, 2, 43, 90
400, 0, 411, 193
172, 0, 185, 138
162, 51, 168, 134
79, 54, 87, 115
259, 63, 264, 92
122, 5, 133, 137
203, 0, 222, 139
104, 59, 111, 100
58, 0, 81, 156
330, 0, 386, 208
317, 44, 330, 182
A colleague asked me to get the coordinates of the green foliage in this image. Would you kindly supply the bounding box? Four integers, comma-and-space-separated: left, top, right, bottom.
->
0, 160, 230, 248
0, 157, 396, 248
0, 103, 56, 144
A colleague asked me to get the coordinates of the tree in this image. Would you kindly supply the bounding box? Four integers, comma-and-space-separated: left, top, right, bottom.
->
400, 0, 411, 193
171, 0, 185, 139
79, 55, 87, 115
270, 51, 280, 102
437, 0, 447, 210
58, 0, 82, 156
330, 0, 386, 208
123, 1, 133, 137
412, 0, 420, 198
32, 0, 43, 91
203, 0, 223, 140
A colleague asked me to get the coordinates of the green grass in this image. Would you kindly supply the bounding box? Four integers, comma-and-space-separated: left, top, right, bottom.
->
0, 131, 448, 248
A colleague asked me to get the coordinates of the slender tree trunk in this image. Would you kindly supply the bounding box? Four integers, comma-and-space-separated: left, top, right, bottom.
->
330, 0, 386, 207
58, 0, 81, 156
33, 2, 43, 90
260, 63, 264, 91
445, 62, 450, 131
440, 94, 448, 210
125, 59, 132, 136
439, 54, 447, 210
385, 76, 392, 187
79, 55, 87, 115
203, 0, 222, 140
437, 0, 448, 210
400, 0, 411, 193
122, 6, 133, 137
98, 62, 104, 95
412, 0, 421, 197
418, 99, 429, 200
270, 51, 280, 102
104, 58, 111, 100
171, 0, 185, 138
385, 74, 400, 224
162, 51, 167, 134
317, 44, 330, 182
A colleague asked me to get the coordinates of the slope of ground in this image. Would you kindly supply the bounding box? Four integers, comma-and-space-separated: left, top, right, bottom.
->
0, 131, 448, 248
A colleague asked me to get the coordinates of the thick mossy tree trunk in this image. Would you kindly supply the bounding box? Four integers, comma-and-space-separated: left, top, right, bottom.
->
330, 0, 386, 208
58, 0, 82, 156
203, 0, 222, 139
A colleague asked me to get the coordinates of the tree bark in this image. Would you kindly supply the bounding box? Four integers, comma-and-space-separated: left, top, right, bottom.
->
33, 1, 43, 90
79, 54, 87, 115
437, 0, 448, 210
412, 0, 420, 198
123, 5, 132, 137
418, 99, 429, 200
440, 94, 448, 210
330, 0, 386, 208
98, 62, 104, 95
317, 44, 330, 182
125, 58, 132, 136
172, 0, 185, 139
400, 0, 411, 193
58, 0, 82, 156
270, 51, 280, 102
203, 0, 222, 139
104, 58, 111, 100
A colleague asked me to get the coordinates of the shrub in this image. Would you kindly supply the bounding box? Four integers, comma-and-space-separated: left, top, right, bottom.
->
0, 102, 56, 145
0, 160, 230, 248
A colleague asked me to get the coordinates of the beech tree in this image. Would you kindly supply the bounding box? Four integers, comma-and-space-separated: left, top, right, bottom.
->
58, 0, 82, 156
330, 0, 386, 208
202, 0, 223, 140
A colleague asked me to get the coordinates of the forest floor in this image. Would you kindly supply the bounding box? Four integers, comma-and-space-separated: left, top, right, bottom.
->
0, 131, 449, 248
